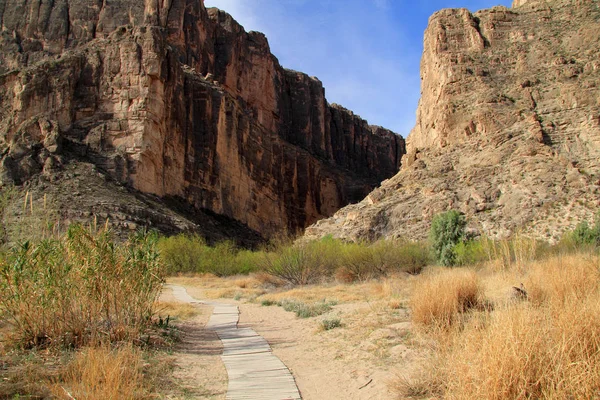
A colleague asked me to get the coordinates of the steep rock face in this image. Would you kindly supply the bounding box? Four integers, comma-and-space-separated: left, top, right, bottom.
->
0, 0, 403, 238
306, 0, 600, 243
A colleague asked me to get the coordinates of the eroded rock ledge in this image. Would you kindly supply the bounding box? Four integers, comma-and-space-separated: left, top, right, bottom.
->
0, 0, 403, 238
306, 0, 600, 243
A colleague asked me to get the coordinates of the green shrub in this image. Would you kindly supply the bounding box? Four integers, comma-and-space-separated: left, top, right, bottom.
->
278, 299, 335, 318
454, 239, 489, 266
320, 317, 342, 331
157, 234, 208, 274
429, 210, 466, 266
157, 235, 262, 276
571, 219, 600, 247
0, 225, 163, 349
263, 246, 316, 285
371, 240, 431, 275
341, 242, 376, 282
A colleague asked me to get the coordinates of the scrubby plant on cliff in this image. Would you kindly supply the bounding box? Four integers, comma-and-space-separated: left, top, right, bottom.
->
429, 210, 466, 266
571, 216, 600, 247
0, 225, 164, 349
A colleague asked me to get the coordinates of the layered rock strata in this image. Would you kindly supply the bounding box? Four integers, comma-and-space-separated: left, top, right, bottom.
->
306, 0, 600, 243
0, 0, 403, 238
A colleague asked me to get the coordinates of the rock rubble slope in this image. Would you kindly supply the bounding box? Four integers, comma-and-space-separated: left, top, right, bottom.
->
306, 0, 600, 243
0, 0, 403, 239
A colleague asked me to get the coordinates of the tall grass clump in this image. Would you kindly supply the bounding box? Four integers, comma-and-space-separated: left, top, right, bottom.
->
403, 253, 600, 399
411, 268, 483, 329
429, 210, 466, 266
51, 344, 148, 399
446, 296, 600, 399
0, 225, 164, 348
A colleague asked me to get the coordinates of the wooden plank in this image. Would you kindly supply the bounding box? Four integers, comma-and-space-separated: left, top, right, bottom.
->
217, 328, 260, 339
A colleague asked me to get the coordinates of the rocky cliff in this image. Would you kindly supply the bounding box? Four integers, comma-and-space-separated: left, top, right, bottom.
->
306, 0, 600, 243
0, 0, 403, 240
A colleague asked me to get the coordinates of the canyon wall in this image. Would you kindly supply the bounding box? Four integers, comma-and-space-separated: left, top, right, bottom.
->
0, 0, 403, 237
306, 0, 600, 242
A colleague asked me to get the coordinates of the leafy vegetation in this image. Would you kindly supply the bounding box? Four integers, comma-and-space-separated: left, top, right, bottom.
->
319, 317, 342, 331
278, 299, 337, 318
429, 210, 466, 266
0, 225, 164, 349
157, 234, 264, 276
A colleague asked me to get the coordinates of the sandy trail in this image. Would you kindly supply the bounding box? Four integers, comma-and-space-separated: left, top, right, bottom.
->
163, 281, 422, 400
165, 285, 302, 400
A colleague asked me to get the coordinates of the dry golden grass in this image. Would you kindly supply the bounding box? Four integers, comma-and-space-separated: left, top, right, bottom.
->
402, 252, 600, 400
411, 268, 484, 329
255, 273, 414, 306
51, 345, 147, 400
524, 254, 600, 305
168, 274, 266, 300
446, 297, 600, 399
154, 301, 201, 321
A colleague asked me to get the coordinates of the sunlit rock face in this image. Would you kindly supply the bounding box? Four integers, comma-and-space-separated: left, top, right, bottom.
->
0, 0, 403, 237
305, 0, 600, 243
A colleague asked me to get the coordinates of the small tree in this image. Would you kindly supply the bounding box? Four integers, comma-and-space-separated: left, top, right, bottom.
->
429, 210, 466, 266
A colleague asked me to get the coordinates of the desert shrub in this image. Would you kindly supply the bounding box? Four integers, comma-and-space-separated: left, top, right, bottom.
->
157, 234, 208, 274
158, 235, 262, 276
320, 317, 342, 331
572, 220, 599, 246
411, 268, 483, 329
263, 246, 319, 285
453, 239, 489, 266
338, 240, 431, 283
340, 242, 376, 282
263, 237, 344, 285
429, 210, 466, 266
0, 225, 163, 348
278, 299, 335, 318
372, 240, 431, 275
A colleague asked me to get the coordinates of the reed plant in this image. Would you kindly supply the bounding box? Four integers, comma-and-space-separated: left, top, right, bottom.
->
0, 225, 164, 349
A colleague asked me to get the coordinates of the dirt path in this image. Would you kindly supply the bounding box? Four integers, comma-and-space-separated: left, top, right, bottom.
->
159, 287, 227, 399
166, 285, 302, 400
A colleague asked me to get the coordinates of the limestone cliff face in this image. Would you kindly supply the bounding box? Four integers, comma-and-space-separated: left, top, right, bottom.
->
0, 0, 403, 237
306, 0, 600, 243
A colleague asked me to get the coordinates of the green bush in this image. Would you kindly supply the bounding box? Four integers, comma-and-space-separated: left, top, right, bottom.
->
454, 239, 489, 266
429, 210, 467, 266
320, 317, 342, 331
572, 219, 600, 247
157, 235, 262, 276
371, 240, 431, 275
263, 246, 319, 285
278, 299, 335, 318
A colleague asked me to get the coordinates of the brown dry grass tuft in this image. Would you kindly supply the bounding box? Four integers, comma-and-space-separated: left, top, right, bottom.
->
411, 268, 484, 329
154, 301, 201, 321
51, 345, 148, 399
403, 253, 600, 400
446, 297, 600, 399
525, 254, 600, 305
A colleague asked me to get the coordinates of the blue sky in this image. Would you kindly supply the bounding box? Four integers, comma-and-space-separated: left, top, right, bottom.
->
204, 0, 513, 137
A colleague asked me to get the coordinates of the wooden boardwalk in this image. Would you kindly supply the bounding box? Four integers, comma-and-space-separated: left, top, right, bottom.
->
167, 285, 302, 400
